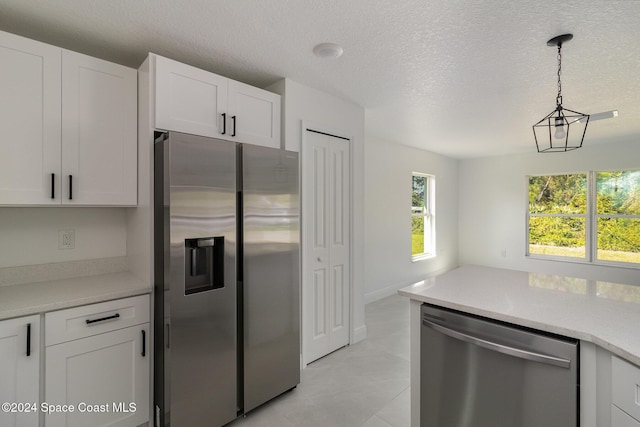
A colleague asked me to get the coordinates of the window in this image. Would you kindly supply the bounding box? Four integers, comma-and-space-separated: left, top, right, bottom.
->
527, 170, 640, 265
412, 173, 435, 260
528, 174, 587, 259
596, 171, 640, 263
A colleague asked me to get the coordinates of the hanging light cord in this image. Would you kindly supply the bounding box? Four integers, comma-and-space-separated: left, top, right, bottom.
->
556, 43, 563, 108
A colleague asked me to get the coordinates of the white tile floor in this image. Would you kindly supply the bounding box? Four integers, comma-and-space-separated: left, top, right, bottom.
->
228, 294, 410, 427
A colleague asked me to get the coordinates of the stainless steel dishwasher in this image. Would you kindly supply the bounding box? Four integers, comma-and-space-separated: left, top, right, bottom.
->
421, 303, 578, 427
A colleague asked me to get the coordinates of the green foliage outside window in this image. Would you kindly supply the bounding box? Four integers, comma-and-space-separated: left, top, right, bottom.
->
412, 174, 433, 257
528, 171, 640, 263
596, 171, 640, 262
412, 175, 426, 256
412, 217, 424, 255
528, 174, 586, 253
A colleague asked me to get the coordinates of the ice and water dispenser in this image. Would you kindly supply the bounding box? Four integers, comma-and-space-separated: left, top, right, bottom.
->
184, 236, 225, 295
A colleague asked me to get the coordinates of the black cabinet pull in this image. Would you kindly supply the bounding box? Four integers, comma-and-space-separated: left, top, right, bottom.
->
68, 175, 73, 200
86, 313, 120, 325
221, 113, 226, 135
141, 329, 146, 357
26, 323, 31, 357
51, 173, 55, 199
231, 115, 237, 137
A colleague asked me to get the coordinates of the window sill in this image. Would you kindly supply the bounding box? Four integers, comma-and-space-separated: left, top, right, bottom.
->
526, 254, 640, 270
412, 253, 436, 263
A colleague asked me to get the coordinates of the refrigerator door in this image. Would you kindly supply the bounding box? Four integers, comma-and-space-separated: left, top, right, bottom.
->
241, 145, 300, 413
156, 132, 238, 427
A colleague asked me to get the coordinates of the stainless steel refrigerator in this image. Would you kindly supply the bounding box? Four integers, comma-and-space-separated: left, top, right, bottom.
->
153, 131, 300, 427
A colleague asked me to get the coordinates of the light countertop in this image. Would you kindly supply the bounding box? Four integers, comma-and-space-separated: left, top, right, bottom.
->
0, 271, 151, 320
398, 265, 640, 366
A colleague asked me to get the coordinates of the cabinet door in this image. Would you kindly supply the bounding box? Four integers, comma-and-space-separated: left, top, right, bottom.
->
612, 355, 640, 421
61, 50, 137, 206
0, 315, 40, 427
45, 325, 149, 427
228, 80, 281, 148
0, 30, 61, 205
155, 55, 228, 138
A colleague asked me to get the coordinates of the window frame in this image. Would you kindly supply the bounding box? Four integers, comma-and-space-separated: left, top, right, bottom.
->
526, 170, 640, 268
411, 172, 436, 261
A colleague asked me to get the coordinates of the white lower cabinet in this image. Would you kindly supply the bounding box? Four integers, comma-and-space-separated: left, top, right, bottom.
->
44, 296, 149, 427
0, 315, 40, 427
612, 355, 640, 426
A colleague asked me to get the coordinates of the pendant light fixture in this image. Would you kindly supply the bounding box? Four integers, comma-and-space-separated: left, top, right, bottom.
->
532, 34, 589, 152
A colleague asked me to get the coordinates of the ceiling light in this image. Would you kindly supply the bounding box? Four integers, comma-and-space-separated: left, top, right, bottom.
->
313, 43, 343, 59
532, 34, 589, 153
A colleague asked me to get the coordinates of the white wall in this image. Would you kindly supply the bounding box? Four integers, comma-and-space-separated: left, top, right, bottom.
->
364, 136, 459, 302
268, 78, 367, 343
0, 207, 127, 268
458, 139, 640, 285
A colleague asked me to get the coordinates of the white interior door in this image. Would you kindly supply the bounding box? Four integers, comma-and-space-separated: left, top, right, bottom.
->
303, 129, 350, 364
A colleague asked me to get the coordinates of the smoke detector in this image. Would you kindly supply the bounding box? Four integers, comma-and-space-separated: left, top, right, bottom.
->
313, 43, 344, 59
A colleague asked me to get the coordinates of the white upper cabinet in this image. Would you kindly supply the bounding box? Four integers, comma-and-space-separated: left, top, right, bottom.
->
155, 55, 228, 138
0, 30, 137, 206
0, 31, 61, 205
228, 80, 280, 148
61, 50, 137, 205
154, 54, 281, 148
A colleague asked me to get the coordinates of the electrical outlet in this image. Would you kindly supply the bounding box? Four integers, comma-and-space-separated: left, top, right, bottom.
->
58, 229, 75, 249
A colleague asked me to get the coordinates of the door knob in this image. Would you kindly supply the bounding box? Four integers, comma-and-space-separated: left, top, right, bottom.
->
317, 257, 323, 262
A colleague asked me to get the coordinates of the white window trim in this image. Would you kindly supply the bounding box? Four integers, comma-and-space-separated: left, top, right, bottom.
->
412, 172, 436, 261
526, 171, 640, 269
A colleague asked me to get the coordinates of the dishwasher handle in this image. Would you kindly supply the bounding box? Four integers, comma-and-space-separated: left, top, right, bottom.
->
422, 317, 571, 369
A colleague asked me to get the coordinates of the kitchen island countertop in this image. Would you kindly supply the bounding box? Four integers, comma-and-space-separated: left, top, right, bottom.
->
398, 264, 640, 366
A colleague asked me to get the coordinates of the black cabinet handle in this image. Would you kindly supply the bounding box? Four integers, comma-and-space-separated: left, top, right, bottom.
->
51, 173, 55, 199
141, 329, 146, 357
86, 313, 120, 325
68, 175, 73, 200
26, 323, 31, 357
231, 115, 237, 137
221, 113, 226, 135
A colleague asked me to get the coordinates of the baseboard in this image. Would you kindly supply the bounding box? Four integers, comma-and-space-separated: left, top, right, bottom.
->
364, 283, 405, 304
351, 324, 367, 344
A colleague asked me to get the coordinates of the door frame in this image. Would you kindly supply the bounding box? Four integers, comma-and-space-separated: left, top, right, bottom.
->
300, 121, 355, 366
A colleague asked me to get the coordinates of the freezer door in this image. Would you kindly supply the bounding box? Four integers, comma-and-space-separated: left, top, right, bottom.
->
241, 145, 300, 413
157, 132, 238, 427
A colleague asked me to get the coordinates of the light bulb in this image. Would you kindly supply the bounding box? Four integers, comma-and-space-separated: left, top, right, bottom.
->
554, 117, 565, 140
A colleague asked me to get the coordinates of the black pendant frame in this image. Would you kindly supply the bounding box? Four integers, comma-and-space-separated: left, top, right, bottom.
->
533, 106, 589, 153
533, 33, 590, 153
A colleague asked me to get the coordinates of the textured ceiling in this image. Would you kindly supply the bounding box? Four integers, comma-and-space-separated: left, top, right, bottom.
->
1, 0, 639, 158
